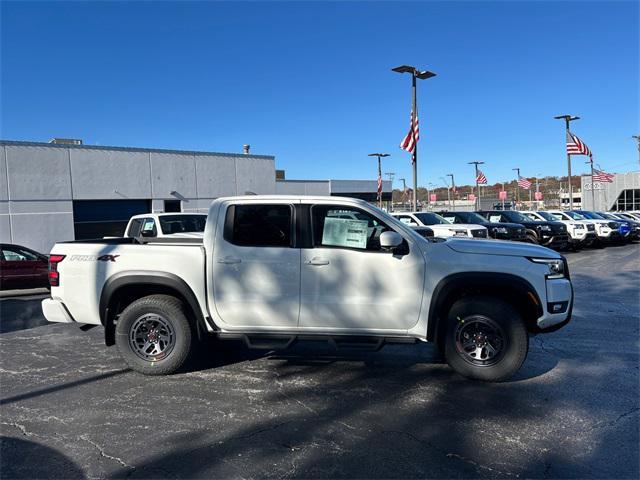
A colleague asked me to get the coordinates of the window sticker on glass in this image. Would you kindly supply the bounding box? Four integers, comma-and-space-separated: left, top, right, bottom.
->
322, 217, 369, 249
489, 215, 502, 223
143, 220, 155, 231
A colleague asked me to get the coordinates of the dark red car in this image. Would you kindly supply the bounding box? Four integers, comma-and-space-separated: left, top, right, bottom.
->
0, 244, 49, 290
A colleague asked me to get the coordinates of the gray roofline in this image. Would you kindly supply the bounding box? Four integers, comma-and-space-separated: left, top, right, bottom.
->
0, 139, 275, 160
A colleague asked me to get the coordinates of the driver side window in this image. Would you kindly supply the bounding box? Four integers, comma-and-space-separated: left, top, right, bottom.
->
311, 205, 391, 251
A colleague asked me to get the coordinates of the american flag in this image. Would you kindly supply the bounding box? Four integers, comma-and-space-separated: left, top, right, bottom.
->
377, 174, 383, 200
400, 109, 419, 161
593, 168, 614, 183
566, 131, 591, 156
476, 169, 487, 185
518, 176, 532, 189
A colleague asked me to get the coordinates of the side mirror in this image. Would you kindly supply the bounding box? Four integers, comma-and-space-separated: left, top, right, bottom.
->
380, 231, 403, 250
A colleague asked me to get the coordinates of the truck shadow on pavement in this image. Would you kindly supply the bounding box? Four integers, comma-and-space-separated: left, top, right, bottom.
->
1, 436, 85, 479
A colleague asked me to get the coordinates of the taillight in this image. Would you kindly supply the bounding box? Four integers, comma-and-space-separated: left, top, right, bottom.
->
48, 254, 66, 287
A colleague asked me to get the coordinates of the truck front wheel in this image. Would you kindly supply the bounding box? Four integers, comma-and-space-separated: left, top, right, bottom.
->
115, 294, 194, 375
443, 296, 528, 382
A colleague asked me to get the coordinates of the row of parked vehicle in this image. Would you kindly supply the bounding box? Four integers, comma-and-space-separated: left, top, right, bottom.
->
391, 209, 640, 250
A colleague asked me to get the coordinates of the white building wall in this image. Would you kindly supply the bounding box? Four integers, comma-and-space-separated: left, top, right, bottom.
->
4, 145, 75, 252
275, 180, 331, 196
0, 141, 277, 251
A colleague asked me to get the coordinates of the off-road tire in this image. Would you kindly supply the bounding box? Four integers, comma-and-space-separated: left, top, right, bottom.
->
443, 296, 528, 382
116, 294, 193, 375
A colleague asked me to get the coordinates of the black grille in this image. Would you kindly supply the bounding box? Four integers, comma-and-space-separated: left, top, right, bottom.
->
553, 225, 567, 233
587, 224, 595, 231
472, 229, 487, 238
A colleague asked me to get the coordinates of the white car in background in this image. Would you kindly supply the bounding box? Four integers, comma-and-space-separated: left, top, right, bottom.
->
125, 213, 206, 239
391, 212, 488, 239
546, 210, 616, 245
522, 210, 596, 249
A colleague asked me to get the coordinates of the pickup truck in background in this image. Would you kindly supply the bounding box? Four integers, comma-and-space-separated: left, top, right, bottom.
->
478, 210, 569, 249
42, 196, 573, 382
124, 213, 206, 239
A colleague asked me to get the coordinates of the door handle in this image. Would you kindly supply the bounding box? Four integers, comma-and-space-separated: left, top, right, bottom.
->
305, 258, 329, 266
217, 257, 242, 265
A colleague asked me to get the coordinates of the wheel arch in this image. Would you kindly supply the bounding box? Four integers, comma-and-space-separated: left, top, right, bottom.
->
426, 272, 543, 345
100, 271, 210, 346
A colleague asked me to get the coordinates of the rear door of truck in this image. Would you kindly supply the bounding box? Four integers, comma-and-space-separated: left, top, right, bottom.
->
211, 200, 300, 329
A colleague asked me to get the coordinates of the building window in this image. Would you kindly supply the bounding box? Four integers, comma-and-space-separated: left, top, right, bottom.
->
164, 200, 181, 212
614, 189, 640, 211
73, 200, 151, 239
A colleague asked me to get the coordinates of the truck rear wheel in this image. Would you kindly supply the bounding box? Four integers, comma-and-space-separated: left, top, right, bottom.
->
115, 294, 193, 375
443, 296, 528, 382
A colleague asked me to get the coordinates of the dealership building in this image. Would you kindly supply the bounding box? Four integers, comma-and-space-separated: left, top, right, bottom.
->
0, 139, 390, 253
580, 171, 640, 211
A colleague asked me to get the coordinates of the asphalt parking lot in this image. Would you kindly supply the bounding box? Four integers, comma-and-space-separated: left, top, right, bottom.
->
1, 243, 638, 479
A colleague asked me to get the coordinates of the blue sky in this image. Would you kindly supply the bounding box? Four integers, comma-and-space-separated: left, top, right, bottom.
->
1, 1, 638, 187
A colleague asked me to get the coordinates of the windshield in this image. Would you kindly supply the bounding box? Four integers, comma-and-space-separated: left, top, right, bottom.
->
536, 211, 556, 221
457, 212, 487, 224
579, 211, 604, 220
502, 211, 532, 223
597, 212, 617, 220
159, 215, 207, 234
414, 212, 450, 225
565, 211, 586, 220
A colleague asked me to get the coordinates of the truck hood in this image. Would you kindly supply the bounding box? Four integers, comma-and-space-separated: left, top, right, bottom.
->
445, 238, 559, 258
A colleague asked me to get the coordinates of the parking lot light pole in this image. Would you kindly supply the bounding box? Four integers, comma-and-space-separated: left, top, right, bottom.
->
468, 161, 484, 210
368, 153, 390, 209
440, 176, 451, 209
398, 177, 407, 209
392, 65, 437, 211
500, 182, 505, 210
447, 173, 456, 211
585, 155, 596, 210
385, 172, 395, 211
633, 135, 640, 167
554, 114, 580, 211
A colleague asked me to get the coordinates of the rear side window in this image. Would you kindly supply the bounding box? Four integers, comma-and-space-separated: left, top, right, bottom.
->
128, 219, 143, 237
1, 247, 38, 261
140, 218, 157, 236
225, 204, 293, 247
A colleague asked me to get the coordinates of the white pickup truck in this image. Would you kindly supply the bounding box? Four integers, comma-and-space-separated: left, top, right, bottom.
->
124, 213, 206, 239
42, 196, 573, 382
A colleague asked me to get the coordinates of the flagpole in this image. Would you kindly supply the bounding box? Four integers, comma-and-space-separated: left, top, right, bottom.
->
411, 74, 418, 211
392, 65, 436, 212
554, 115, 580, 211
591, 157, 595, 210
468, 161, 484, 210
513, 167, 520, 208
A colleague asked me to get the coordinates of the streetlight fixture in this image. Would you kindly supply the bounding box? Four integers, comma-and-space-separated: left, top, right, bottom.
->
554, 114, 580, 210
468, 161, 485, 210
368, 153, 390, 209
440, 176, 451, 209
446, 173, 456, 211
392, 65, 437, 211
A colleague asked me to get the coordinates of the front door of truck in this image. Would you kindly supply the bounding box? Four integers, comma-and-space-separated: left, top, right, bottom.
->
299, 204, 425, 332
212, 202, 301, 329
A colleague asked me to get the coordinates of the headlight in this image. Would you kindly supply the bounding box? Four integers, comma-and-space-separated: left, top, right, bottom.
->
493, 227, 508, 234
574, 224, 585, 229
529, 257, 566, 279
540, 225, 552, 231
